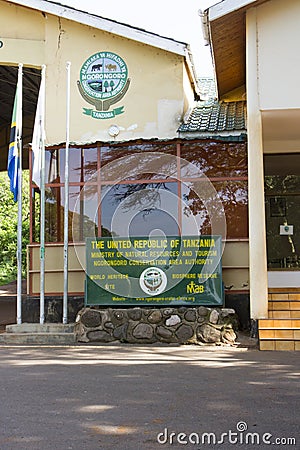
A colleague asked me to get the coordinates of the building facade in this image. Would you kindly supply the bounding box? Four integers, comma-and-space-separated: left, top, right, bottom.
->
1, 0, 250, 331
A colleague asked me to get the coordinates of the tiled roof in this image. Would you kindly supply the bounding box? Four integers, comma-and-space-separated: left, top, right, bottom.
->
178, 100, 247, 134
198, 77, 217, 101
178, 77, 247, 137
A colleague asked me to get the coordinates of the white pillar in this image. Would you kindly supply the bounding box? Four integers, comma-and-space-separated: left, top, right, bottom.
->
246, 8, 268, 319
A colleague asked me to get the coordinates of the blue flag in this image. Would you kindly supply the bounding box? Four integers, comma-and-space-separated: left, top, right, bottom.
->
7, 84, 21, 202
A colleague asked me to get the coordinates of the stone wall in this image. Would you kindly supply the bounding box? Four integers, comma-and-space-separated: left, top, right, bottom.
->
75, 306, 238, 345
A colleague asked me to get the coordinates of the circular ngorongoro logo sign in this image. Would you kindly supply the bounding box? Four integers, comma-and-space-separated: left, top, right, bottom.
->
80, 51, 128, 100
139, 267, 167, 296
78, 51, 130, 119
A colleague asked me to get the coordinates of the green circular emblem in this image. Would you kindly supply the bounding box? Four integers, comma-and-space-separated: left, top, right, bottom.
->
80, 51, 128, 101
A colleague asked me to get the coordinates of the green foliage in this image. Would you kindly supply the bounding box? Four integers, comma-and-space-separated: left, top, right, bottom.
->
0, 171, 30, 285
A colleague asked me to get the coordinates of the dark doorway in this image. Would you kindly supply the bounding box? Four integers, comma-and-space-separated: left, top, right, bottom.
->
264, 153, 300, 271
0, 65, 40, 171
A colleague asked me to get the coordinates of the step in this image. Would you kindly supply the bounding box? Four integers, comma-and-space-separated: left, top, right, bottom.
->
260, 340, 300, 351
0, 332, 76, 345
268, 310, 300, 318
268, 300, 300, 311
268, 293, 300, 299
6, 323, 75, 334
259, 319, 300, 328
268, 293, 300, 302
268, 288, 300, 294
261, 292, 300, 350
268, 300, 300, 309
259, 318, 300, 351
259, 329, 300, 339
268, 295, 300, 316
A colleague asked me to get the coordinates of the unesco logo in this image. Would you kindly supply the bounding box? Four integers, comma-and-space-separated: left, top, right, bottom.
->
139, 267, 167, 296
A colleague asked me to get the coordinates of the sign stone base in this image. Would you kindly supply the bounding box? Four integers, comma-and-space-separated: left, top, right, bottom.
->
75, 306, 238, 345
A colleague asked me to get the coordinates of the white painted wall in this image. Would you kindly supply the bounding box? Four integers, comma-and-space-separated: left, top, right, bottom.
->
246, 0, 300, 293
256, 0, 300, 110
268, 271, 300, 288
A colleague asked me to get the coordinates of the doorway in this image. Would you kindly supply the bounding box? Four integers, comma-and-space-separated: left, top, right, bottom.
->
264, 153, 300, 287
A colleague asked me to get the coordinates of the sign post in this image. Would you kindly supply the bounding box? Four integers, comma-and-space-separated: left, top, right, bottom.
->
85, 236, 223, 306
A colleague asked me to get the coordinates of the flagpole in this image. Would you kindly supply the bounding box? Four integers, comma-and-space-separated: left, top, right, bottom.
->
16, 63, 23, 325
63, 61, 71, 324
39, 65, 46, 324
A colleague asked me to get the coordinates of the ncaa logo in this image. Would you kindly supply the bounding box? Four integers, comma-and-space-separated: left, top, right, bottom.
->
139, 267, 167, 296
77, 51, 131, 119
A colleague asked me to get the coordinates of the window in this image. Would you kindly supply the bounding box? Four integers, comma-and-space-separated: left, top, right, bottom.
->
30, 140, 248, 243
265, 154, 300, 269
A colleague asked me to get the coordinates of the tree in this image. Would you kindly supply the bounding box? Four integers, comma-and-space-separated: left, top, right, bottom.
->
0, 171, 30, 284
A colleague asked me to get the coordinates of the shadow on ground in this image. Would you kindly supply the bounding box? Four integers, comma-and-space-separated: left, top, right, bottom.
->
0, 344, 298, 449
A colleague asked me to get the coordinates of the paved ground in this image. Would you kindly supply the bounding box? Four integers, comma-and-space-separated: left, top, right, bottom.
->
0, 281, 26, 330
0, 344, 298, 450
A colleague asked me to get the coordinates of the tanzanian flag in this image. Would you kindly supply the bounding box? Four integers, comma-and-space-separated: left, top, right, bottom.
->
7, 83, 21, 202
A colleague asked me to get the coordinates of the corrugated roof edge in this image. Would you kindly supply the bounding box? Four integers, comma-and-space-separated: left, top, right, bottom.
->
39, 134, 247, 148
177, 132, 247, 142
8, 0, 189, 55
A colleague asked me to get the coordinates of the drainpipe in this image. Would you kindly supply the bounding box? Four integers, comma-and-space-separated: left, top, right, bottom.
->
198, 8, 219, 100
199, 9, 210, 46
184, 46, 201, 100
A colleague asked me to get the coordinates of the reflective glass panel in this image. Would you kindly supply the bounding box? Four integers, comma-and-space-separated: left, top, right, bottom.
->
181, 141, 248, 178
45, 149, 61, 184
100, 143, 177, 182
214, 180, 248, 238
69, 186, 98, 242
45, 187, 63, 242
45, 147, 98, 184
265, 174, 300, 269
32, 188, 40, 242
101, 182, 179, 237
182, 180, 248, 238
181, 182, 212, 236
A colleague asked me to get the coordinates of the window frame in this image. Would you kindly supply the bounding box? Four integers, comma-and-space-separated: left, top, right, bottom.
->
29, 139, 248, 244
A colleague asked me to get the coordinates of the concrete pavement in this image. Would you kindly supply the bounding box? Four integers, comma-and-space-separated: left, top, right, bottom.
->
0, 344, 298, 450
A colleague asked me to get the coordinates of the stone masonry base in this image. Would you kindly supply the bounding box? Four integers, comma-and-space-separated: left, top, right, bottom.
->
75, 306, 239, 345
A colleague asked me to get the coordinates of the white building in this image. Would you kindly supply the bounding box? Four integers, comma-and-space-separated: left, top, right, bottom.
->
204, 0, 300, 350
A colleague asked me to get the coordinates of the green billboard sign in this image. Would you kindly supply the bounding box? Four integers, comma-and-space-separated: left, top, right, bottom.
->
85, 236, 223, 306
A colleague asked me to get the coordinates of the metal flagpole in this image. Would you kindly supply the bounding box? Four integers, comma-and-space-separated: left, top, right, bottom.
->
16, 63, 23, 325
63, 61, 71, 324
39, 65, 46, 324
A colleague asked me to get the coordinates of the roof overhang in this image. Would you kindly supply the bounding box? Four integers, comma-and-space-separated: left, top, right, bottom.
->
206, 0, 269, 98
8, 0, 189, 55
7, 0, 199, 96
209, 0, 257, 20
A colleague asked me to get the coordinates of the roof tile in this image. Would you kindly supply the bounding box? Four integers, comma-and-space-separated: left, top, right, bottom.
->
179, 77, 247, 135
179, 100, 247, 134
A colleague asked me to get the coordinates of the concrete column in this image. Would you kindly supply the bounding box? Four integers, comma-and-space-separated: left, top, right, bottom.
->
246, 8, 268, 319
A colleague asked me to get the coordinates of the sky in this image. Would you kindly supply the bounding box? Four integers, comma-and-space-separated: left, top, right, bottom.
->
60, 0, 218, 77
